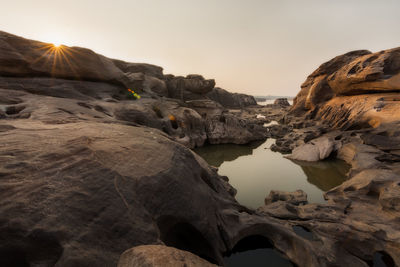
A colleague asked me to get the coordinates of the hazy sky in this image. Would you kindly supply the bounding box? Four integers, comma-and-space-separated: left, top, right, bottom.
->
1, 0, 400, 96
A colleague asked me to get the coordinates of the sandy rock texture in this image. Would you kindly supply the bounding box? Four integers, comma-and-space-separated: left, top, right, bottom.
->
117, 245, 218, 267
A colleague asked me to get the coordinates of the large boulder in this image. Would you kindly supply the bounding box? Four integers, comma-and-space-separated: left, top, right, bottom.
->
285, 137, 337, 162
206, 87, 257, 108
117, 245, 218, 267
0, 31, 164, 94
0, 118, 238, 266
165, 74, 215, 100
291, 50, 371, 113
291, 47, 400, 114
273, 98, 290, 107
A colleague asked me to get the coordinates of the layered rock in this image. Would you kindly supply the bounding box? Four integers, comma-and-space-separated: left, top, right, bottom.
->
206, 87, 257, 108
291, 48, 398, 113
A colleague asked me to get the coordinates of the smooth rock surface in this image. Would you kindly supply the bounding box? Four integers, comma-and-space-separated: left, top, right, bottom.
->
117, 245, 218, 267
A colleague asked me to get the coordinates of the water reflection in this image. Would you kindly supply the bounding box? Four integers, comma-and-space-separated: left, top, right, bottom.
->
194, 139, 350, 208
194, 141, 263, 168
224, 248, 294, 267
292, 160, 350, 191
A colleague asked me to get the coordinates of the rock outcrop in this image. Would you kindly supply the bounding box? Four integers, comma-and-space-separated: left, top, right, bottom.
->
206, 87, 257, 108
291, 47, 400, 118
117, 245, 218, 267
0, 31, 274, 267
265, 47, 400, 267
273, 98, 290, 107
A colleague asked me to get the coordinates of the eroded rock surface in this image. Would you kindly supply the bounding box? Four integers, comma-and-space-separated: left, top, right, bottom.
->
117, 245, 218, 267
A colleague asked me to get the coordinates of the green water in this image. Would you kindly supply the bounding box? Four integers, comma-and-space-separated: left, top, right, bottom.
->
195, 139, 350, 209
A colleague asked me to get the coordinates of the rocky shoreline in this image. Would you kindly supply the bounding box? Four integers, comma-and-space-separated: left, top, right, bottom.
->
1, 31, 399, 267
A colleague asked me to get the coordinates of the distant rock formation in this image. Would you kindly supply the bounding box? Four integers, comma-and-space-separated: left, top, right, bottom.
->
273, 98, 290, 107
206, 87, 257, 108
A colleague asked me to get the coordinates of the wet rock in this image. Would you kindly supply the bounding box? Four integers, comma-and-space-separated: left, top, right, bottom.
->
117, 245, 218, 267
265, 190, 308, 206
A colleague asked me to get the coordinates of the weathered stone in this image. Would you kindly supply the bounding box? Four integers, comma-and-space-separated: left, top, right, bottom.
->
117, 245, 218, 267
273, 98, 290, 107
265, 190, 308, 206
206, 87, 257, 108
285, 137, 335, 162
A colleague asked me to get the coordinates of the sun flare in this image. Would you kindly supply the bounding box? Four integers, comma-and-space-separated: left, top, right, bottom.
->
52, 42, 62, 48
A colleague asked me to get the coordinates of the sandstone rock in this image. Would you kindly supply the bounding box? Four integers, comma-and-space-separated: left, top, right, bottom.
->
0, 31, 164, 92
285, 137, 335, 162
165, 75, 215, 100
206, 87, 257, 108
291, 47, 400, 115
117, 245, 218, 267
112, 59, 164, 79
273, 98, 290, 107
265, 190, 308, 206
291, 50, 371, 113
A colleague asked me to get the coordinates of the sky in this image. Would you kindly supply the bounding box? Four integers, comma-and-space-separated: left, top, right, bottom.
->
1, 0, 400, 96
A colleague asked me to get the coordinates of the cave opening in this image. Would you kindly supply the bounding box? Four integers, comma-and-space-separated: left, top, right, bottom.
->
157, 216, 218, 264
223, 235, 294, 267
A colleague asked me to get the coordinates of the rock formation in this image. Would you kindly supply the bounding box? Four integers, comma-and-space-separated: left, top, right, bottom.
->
273, 98, 290, 107
267, 47, 400, 266
2, 31, 400, 267
117, 245, 218, 267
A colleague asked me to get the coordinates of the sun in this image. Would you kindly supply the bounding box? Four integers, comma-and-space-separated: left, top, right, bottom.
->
52, 42, 62, 48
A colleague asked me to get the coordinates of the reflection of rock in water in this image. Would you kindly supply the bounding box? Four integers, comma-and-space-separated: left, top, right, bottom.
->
194, 141, 263, 167
292, 160, 350, 191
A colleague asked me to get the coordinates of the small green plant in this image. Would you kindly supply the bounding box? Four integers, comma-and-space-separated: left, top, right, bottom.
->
127, 88, 141, 100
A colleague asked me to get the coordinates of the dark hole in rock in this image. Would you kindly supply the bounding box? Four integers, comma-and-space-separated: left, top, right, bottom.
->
366, 188, 380, 198
161, 126, 169, 134
335, 135, 342, 140
346, 121, 373, 131
157, 216, 217, 264
292, 225, 314, 241
383, 52, 400, 76
219, 116, 226, 123
5, 105, 25, 115
152, 106, 163, 118
0, 228, 63, 267
228, 235, 273, 254
344, 186, 356, 192
347, 62, 361, 75
224, 235, 294, 267
367, 251, 395, 267
0, 247, 29, 267
170, 119, 178, 129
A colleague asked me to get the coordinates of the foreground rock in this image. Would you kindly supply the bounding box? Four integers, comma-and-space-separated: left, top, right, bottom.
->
117, 245, 218, 267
